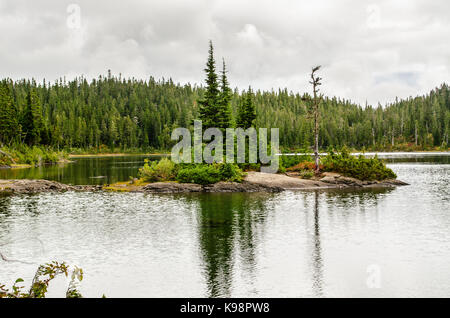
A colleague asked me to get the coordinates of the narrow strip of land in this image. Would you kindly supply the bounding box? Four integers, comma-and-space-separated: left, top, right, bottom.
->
0, 172, 408, 194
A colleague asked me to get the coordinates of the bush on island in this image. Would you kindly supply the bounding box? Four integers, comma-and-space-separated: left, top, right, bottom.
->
322, 147, 397, 181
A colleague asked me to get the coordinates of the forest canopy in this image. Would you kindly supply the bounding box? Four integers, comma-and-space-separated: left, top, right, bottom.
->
0, 72, 448, 152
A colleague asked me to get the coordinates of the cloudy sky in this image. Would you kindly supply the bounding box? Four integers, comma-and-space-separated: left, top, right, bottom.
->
1, 0, 449, 105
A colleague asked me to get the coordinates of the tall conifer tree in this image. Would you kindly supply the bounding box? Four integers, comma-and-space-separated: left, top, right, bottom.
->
236, 86, 256, 129
0, 80, 20, 145
198, 41, 220, 130
22, 88, 44, 145
217, 58, 233, 130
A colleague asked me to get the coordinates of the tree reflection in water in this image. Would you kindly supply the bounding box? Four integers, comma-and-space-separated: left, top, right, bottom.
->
188, 187, 393, 297
191, 193, 274, 297
311, 190, 323, 297
307, 187, 393, 296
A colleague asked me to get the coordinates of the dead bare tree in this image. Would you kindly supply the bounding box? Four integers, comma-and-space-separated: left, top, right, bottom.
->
310, 66, 322, 173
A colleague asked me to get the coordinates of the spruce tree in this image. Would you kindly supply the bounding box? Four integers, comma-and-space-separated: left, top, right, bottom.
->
0, 80, 20, 145
236, 86, 256, 129
198, 41, 220, 130
217, 58, 233, 130
22, 89, 44, 145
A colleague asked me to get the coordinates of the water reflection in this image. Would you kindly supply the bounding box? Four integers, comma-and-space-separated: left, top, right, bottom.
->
302, 187, 394, 297
189, 193, 274, 297
25, 195, 41, 217
188, 187, 399, 297
0, 155, 164, 185
311, 191, 323, 296
383, 155, 450, 164
0, 158, 449, 297
0, 193, 12, 218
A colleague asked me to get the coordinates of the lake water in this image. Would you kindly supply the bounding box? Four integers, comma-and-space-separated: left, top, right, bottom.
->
0, 153, 448, 186
0, 155, 165, 185
0, 153, 449, 297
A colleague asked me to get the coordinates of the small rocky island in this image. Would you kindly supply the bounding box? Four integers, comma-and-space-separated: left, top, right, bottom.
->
0, 172, 408, 194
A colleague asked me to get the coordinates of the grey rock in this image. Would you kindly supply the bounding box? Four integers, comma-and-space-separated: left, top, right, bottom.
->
143, 182, 202, 193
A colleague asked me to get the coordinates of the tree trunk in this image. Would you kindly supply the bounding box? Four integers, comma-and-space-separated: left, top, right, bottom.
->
415, 123, 418, 146
309, 66, 322, 174
391, 127, 394, 146
314, 111, 319, 173
313, 80, 320, 173
372, 127, 375, 146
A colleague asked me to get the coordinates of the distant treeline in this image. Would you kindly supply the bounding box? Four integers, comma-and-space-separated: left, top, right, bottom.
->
0, 73, 448, 152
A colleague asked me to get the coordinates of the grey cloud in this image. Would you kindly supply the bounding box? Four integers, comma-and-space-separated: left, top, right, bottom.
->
374, 72, 419, 87
0, 0, 448, 105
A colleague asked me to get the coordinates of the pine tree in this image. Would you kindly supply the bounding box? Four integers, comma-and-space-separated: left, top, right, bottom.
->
22, 88, 44, 145
0, 80, 20, 145
198, 41, 220, 130
236, 86, 256, 129
217, 58, 233, 130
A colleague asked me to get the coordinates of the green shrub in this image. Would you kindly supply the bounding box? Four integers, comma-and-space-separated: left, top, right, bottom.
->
237, 162, 261, 172
176, 163, 244, 185
177, 165, 221, 185
219, 163, 244, 182
0, 153, 13, 166
0, 146, 67, 166
322, 147, 397, 181
280, 153, 312, 169
300, 170, 314, 179
138, 158, 176, 182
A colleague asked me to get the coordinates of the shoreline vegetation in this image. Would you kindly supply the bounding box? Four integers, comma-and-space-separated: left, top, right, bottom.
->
0, 145, 446, 172
0, 145, 69, 168
0, 149, 409, 194
70, 148, 449, 158
68, 153, 166, 158
1, 143, 447, 169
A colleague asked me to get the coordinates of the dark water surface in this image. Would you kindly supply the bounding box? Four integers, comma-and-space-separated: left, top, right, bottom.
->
0, 154, 449, 297
0, 155, 164, 185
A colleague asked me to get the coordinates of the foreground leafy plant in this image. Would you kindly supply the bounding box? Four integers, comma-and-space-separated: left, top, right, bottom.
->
0, 261, 83, 298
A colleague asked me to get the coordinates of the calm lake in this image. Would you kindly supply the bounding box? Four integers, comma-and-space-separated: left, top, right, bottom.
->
0, 153, 449, 297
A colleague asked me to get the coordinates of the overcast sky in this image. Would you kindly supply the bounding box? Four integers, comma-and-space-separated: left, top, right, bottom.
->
1, 0, 449, 105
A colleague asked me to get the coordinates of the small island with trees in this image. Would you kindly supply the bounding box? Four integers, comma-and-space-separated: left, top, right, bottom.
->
0, 41, 420, 194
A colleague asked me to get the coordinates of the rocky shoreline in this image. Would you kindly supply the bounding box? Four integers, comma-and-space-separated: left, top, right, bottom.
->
0, 179, 103, 194
0, 172, 408, 194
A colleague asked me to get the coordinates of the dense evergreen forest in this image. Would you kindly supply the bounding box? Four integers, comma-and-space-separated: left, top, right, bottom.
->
0, 66, 448, 153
